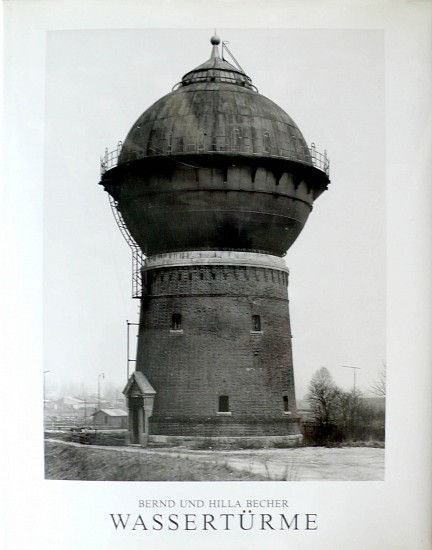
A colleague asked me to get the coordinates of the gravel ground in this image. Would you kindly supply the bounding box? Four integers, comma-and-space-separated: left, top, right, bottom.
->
198, 447, 385, 481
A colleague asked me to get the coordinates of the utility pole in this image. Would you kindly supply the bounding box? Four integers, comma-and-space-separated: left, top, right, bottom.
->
43, 370, 50, 409
342, 365, 362, 436
342, 365, 361, 392
98, 373, 104, 412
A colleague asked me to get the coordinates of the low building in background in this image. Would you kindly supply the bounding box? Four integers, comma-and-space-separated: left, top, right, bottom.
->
92, 408, 128, 428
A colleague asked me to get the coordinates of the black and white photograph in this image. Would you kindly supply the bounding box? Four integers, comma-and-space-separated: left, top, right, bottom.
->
41, 26, 385, 482
2, 1, 431, 549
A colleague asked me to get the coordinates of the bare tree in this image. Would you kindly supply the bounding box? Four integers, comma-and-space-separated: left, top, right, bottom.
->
335, 388, 365, 435
306, 367, 386, 443
370, 363, 386, 397
307, 367, 340, 426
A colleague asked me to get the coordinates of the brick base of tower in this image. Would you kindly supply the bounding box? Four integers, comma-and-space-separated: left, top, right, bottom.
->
134, 251, 302, 440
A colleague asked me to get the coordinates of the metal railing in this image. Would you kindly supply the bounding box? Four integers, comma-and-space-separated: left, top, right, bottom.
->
309, 143, 329, 175
101, 141, 123, 173
100, 137, 329, 177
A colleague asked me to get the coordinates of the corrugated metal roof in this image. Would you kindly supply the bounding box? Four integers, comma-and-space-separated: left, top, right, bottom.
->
119, 88, 311, 165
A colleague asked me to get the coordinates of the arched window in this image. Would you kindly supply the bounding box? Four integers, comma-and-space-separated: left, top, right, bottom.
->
252, 314, 261, 332
218, 395, 229, 413
171, 313, 182, 331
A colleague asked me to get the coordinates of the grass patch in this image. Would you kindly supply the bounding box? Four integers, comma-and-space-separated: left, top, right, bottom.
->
44, 441, 267, 481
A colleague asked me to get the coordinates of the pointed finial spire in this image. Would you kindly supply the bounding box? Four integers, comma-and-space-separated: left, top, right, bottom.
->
210, 33, 221, 59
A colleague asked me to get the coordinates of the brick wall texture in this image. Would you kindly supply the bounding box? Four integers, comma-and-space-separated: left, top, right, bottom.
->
136, 262, 301, 437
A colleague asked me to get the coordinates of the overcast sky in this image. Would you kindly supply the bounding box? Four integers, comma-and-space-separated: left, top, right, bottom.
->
43, 28, 385, 399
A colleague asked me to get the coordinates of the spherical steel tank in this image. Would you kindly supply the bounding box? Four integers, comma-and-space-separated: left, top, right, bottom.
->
100, 38, 330, 257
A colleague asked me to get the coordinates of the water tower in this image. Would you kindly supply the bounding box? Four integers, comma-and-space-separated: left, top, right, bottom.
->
99, 36, 330, 445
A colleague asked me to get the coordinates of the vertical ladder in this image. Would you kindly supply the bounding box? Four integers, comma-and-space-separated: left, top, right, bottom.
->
108, 195, 144, 298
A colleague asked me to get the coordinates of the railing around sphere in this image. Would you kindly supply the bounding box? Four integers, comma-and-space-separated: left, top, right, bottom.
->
100, 138, 329, 177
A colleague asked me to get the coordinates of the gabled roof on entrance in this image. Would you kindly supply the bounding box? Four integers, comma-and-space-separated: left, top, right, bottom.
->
123, 371, 156, 397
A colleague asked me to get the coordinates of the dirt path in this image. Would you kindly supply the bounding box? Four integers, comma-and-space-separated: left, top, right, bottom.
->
46, 439, 384, 481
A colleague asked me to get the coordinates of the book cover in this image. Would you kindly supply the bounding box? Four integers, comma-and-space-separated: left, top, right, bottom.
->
2, 1, 431, 549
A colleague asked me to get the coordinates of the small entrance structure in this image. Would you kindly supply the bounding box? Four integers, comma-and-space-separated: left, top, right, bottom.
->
123, 371, 156, 445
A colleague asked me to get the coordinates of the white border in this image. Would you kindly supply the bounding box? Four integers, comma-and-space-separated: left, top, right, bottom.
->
2, 2, 431, 549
